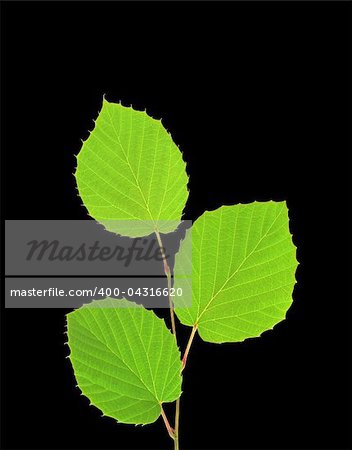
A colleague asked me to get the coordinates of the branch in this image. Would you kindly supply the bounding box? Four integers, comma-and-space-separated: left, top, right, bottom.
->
155, 229, 180, 450
160, 405, 175, 440
154, 229, 177, 339
182, 324, 198, 370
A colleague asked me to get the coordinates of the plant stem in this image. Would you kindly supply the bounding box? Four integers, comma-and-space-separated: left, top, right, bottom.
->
161, 405, 175, 440
155, 229, 179, 450
182, 324, 198, 369
154, 232, 198, 450
174, 398, 180, 450
172, 325, 198, 450
154, 230, 177, 338
173, 326, 198, 449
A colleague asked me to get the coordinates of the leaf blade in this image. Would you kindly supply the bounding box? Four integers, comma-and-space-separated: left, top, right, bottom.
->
67, 298, 182, 424
174, 201, 297, 343
75, 99, 189, 237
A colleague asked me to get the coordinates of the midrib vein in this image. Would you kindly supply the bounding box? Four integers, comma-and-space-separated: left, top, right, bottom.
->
105, 106, 156, 227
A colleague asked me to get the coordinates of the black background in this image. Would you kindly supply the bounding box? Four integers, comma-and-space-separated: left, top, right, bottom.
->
1, 2, 350, 450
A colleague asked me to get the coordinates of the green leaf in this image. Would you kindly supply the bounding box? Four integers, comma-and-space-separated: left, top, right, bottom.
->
174, 201, 297, 343
75, 99, 188, 237
67, 298, 182, 425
